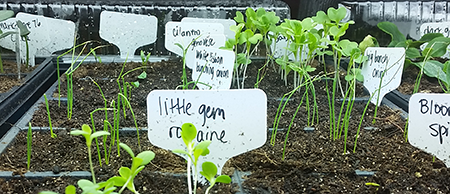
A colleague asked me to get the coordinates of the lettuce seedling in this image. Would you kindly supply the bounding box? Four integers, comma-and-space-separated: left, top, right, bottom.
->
70, 124, 110, 184
172, 123, 211, 194
106, 143, 155, 194
200, 161, 231, 194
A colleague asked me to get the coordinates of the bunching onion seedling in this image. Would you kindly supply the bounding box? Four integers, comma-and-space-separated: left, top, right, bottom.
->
172, 123, 231, 194
43, 94, 56, 138
56, 40, 108, 119
27, 122, 32, 171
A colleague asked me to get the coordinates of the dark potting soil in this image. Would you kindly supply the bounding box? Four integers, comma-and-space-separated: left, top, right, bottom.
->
0, 61, 38, 93
0, 59, 449, 193
397, 65, 444, 95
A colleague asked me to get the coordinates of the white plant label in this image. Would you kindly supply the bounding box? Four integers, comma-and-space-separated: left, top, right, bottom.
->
409, 93, 450, 167
185, 34, 226, 69
190, 46, 234, 90
164, 21, 224, 56
0, 13, 51, 67
100, 11, 157, 58
361, 47, 405, 106
35, 17, 75, 56
147, 89, 267, 175
181, 17, 236, 40
420, 22, 450, 58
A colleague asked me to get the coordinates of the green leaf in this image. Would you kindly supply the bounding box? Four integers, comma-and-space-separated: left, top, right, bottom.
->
327, 7, 347, 23
90, 131, 110, 141
138, 71, 147, 79
172, 149, 189, 155
119, 167, 132, 179
16, 20, 30, 37
406, 47, 421, 59
130, 81, 139, 88
248, 34, 263, 44
65, 185, 76, 194
119, 143, 135, 158
175, 43, 184, 51
193, 140, 211, 161
215, 175, 232, 183
181, 123, 197, 147
359, 35, 378, 53
414, 60, 447, 84
424, 36, 450, 58
77, 179, 96, 190
131, 157, 143, 171
0, 31, 16, 39
136, 151, 155, 166
301, 18, 315, 31
69, 130, 89, 136
377, 21, 406, 47
107, 176, 127, 187
39, 191, 59, 194
419, 33, 444, 42
445, 61, 450, 85
200, 161, 217, 182
234, 11, 244, 23
81, 124, 92, 134
0, 10, 14, 22
312, 11, 330, 24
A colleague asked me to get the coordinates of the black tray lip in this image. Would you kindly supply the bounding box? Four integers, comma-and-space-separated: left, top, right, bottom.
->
0, 57, 60, 138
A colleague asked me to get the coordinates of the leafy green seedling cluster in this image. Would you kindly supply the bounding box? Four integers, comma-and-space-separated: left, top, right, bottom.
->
40, 142, 155, 194
173, 123, 231, 194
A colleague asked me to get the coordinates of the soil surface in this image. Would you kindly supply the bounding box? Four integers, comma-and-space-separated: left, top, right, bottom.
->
0, 61, 38, 93
397, 65, 444, 95
0, 58, 449, 193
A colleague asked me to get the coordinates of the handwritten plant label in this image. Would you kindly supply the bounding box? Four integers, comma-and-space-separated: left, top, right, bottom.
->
147, 89, 267, 174
164, 21, 224, 56
190, 46, 234, 90
0, 13, 51, 67
100, 11, 157, 58
35, 17, 75, 56
420, 22, 450, 58
181, 17, 236, 40
185, 34, 226, 69
361, 47, 405, 106
409, 93, 450, 167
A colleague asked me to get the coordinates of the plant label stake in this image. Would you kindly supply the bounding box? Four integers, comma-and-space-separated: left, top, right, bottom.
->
185, 34, 226, 70
181, 17, 236, 40
165, 21, 224, 56
420, 22, 450, 58
0, 13, 51, 67
147, 89, 267, 175
409, 93, 450, 167
189, 46, 234, 90
99, 11, 157, 58
35, 17, 75, 57
361, 47, 405, 106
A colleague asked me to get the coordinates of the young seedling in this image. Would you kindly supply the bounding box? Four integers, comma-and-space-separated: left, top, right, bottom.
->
27, 122, 32, 171
172, 123, 211, 194
106, 143, 155, 193
200, 161, 232, 194
40, 143, 155, 194
43, 94, 56, 138
70, 124, 110, 184
140, 50, 151, 67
